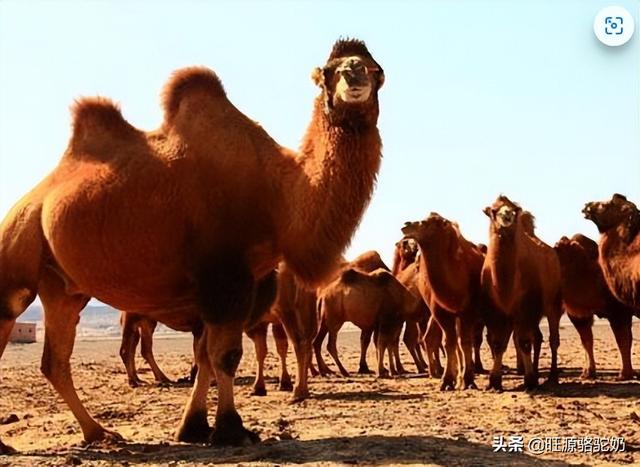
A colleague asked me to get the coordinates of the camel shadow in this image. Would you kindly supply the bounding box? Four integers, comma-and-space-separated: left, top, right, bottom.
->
311, 390, 423, 402
27, 435, 585, 466
532, 380, 640, 399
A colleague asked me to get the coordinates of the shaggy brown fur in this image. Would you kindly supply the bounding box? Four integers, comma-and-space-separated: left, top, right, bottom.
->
314, 268, 419, 377
0, 38, 384, 450
555, 234, 636, 380
481, 196, 563, 390
402, 213, 484, 390
584, 194, 640, 310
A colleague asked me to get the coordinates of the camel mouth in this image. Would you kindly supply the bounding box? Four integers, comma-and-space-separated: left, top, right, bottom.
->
495, 206, 516, 228
339, 85, 372, 103
582, 203, 597, 220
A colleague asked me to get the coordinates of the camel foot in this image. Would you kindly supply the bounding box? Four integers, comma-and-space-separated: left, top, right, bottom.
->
358, 366, 374, 375
580, 368, 596, 380
545, 371, 559, 385
524, 374, 539, 391
290, 387, 309, 403
429, 366, 444, 379
616, 370, 635, 381
439, 375, 456, 391
156, 379, 173, 388
462, 379, 478, 390
82, 428, 124, 447
128, 378, 143, 388
251, 385, 267, 397
487, 373, 503, 392
279, 378, 294, 392
209, 412, 259, 447
309, 367, 319, 377
339, 369, 350, 378
318, 367, 334, 377
0, 440, 16, 455
377, 368, 390, 379
176, 411, 212, 444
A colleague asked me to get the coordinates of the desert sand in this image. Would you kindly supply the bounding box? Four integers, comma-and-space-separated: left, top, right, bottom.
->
1, 319, 639, 466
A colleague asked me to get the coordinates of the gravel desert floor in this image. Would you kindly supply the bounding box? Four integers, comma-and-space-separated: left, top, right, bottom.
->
1, 320, 640, 466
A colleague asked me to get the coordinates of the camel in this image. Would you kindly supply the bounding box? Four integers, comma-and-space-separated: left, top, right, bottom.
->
583, 194, 640, 311
0, 38, 384, 450
402, 213, 484, 390
554, 234, 636, 380
481, 196, 563, 390
314, 268, 419, 377
391, 239, 443, 376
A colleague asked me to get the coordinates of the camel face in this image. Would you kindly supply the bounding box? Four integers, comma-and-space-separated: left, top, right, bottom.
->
583, 194, 638, 233
312, 39, 384, 115
483, 195, 522, 232
396, 238, 418, 260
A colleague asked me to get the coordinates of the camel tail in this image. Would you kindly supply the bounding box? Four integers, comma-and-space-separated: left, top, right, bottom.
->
69, 97, 139, 156
161, 67, 226, 125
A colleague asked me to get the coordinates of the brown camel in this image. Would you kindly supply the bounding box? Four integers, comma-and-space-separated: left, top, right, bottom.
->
554, 234, 636, 380
402, 213, 484, 390
314, 268, 419, 377
0, 38, 384, 450
583, 194, 640, 311
481, 196, 563, 390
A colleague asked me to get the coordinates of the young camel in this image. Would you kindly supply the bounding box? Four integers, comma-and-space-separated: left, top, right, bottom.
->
392, 239, 442, 376
0, 39, 384, 450
583, 194, 640, 311
555, 234, 636, 379
314, 268, 419, 377
482, 196, 563, 390
402, 213, 484, 390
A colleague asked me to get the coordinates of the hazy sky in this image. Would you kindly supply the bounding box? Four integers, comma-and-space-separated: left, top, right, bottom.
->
1, 0, 639, 269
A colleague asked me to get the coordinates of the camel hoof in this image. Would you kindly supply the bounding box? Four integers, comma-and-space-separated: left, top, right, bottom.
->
616, 371, 635, 381
128, 379, 142, 388
358, 366, 374, 375
339, 370, 350, 378
279, 378, 294, 392
545, 371, 559, 385
580, 369, 596, 380
209, 412, 260, 447
290, 388, 309, 403
251, 386, 267, 397
463, 381, 478, 390
524, 376, 539, 391
0, 440, 17, 455
487, 374, 503, 392
439, 377, 456, 391
176, 412, 212, 444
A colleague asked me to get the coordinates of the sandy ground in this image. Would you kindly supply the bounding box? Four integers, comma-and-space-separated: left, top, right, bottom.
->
1, 319, 640, 466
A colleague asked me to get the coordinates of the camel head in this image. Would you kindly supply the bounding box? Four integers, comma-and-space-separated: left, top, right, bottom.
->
311, 38, 384, 123
401, 212, 457, 246
395, 238, 418, 261
483, 195, 523, 232
583, 194, 639, 234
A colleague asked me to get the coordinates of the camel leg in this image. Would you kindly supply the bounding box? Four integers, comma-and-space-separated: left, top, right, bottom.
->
327, 328, 349, 377
514, 323, 538, 390
277, 308, 317, 401
246, 322, 268, 396
568, 314, 596, 379
609, 311, 634, 381
391, 332, 407, 375
375, 327, 391, 378
545, 311, 561, 384
313, 320, 334, 376
38, 269, 117, 444
459, 315, 477, 389
533, 326, 543, 378
431, 306, 458, 391
513, 335, 524, 375
425, 316, 444, 378
358, 328, 374, 374
486, 319, 511, 391
119, 317, 143, 388
272, 322, 293, 391
176, 327, 214, 443
140, 320, 172, 385
473, 321, 486, 374
404, 321, 428, 373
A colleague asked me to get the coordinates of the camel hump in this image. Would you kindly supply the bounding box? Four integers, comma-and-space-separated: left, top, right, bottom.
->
520, 211, 536, 236
161, 67, 226, 124
69, 97, 139, 155
571, 234, 598, 260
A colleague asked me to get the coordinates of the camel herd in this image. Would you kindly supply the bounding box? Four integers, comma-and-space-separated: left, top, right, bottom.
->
0, 37, 638, 453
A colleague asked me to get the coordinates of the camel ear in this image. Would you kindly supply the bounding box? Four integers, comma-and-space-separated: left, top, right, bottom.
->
483, 206, 492, 218
376, 70, 385, 90
311, 67, 325, 87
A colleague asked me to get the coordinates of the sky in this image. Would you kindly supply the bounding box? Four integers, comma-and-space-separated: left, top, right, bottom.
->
1, 0, 639, 270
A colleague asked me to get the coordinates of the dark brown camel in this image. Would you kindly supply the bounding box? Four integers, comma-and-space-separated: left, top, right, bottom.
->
555, 234, 636, 380
481, 196, 563, 390
583, 194, 640, 311
0, 39, 384, 450
402, 213, 484, 390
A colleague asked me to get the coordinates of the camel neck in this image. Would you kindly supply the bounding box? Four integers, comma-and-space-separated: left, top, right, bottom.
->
282, 99, 381, 285
599, 228, 640, 308
487, 228, 520, 305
